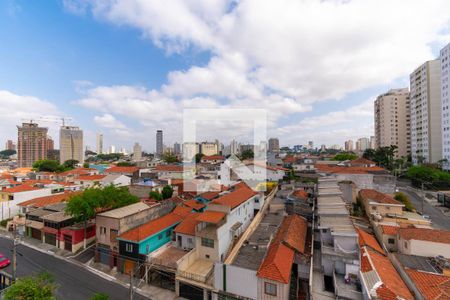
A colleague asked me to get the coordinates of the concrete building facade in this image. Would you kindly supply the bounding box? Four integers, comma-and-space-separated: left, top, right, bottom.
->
133, 142, 142, 161
268, 138, 280, 153
374, 88, 411, 157
156, 130, 163, 156
59, 126, 84, 164
441, 43, 450, 169
410, 59, 442, 164
96, 133, 103, 154
17, 122, 48, 168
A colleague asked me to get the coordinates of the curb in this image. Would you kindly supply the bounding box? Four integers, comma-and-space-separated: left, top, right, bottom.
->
0, 234, 152, 299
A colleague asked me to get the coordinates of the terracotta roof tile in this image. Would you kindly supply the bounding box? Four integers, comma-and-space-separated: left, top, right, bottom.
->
361, 247, 413, 300
406, 269, 450, 300
172, 206, 192, 217
197, 191, 219, 201
1, 184, 41, 193
381, 225, 399, 236
257, 243, 294, 284
118, 213, 183, 242
58, 168, 93, 176
155, 165, 184, 172
183, 199, 206, 211
315, 164, 386, 174
106, 166, 139, 173
273, 215, 308, 253
210, 184, 257, 209
18, 191, 79, 207
398, 228, 450, 244
359, 189, 402, 205
293, 190, 308, 200
196, 211, 226, 224
174, 213, 200, 236
356, 228, 384, 254
349, 158, 376, 165
201, 155, 225, 161
77, 175, 107, 181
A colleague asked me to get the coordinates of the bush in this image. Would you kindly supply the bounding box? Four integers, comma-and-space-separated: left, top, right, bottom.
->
91, 293, 109, 300
0, 218, 12, 227
394, 192, 415, 212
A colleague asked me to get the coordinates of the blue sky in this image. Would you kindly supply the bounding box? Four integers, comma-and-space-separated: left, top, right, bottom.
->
1, 0, 449, 152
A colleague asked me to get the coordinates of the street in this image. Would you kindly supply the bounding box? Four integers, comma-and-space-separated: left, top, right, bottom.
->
399, 188, 450, 230
0, 237, 148, 300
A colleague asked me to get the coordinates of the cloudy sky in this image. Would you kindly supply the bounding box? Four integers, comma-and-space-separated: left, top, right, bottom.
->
1, 0, 450, 152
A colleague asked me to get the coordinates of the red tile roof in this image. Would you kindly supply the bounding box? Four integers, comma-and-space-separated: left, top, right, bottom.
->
196, 211, 226, 224
77, 175, 107, 181
283, 156, 297, 163
174, 213, 200, 236
398, 228, 450, 244
172, 206, 192, 217
359, 189, 402, 205
349, 158, 376, 166
197, 191, 219, 201
361, 247, 413, 300
106, 166, 139, 173
315, 164, 386, 174
356, 228, 384, 254
22, 179, 55, 185
381, 225, 399, 236
183, 199, 206, 211
293, 190, 308, 200
1, 184, 40, 193
155, 165, 184, 172
201, 155, 225, 161
210, 184, 257, 209
118, 213, 183, 242
406, 269, 450, 300
257, 215, 308, 283
18, 191, 79, 207
58, 168, 93, 176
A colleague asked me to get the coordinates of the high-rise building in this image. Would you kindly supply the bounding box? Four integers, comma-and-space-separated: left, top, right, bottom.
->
410, 59, 442, 164
308, 141, 314, 150
17, 122, 48, 168
230, 139, 240, 156
59, 126, 84, 164
156, 130, 163, 156
344, 140, 354, 152
268, 138, 280, 153
200, 142, 218, 156
133, 142, 142, 161
96, 133, 103, 154
357, 137, 370, 152
46, 136, 54, 152
374, 88, 411, 157
440, 43, 450, 170
5, 140, 15, 151
320, 144, 327, 151
183, 142, 199, 161
109, 145, 116, 154
370, 136, 376, 149
173, 142, 181, 155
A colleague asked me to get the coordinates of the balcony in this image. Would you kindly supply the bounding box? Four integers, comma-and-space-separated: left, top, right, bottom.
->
333, 271, 363, 300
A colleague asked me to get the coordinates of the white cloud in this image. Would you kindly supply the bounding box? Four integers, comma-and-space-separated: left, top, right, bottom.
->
0, 90, 62, 143
93, 113, 126, 129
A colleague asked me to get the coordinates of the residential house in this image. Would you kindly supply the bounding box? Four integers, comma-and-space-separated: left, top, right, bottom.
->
73, 175, 107, 188
57, 168, 99, 182
183, 199, 206, 212
100, 174, 131, 187
200, 155, 225, 164
18, 191, 78, 214
373, 224, 400, 252
174, 213, 200, 250
105, 166, 140, 180
397, 227, 450, 258
404, 268, 450, 300
358, 189, 404, 218
25, 202, 67, 242
155, 165, 195, 180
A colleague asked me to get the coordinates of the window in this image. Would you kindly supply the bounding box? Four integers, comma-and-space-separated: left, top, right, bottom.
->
158, 234, 163, 240
265, 282, 277, 296
100, 227, 106, 235
201, 238, 214, 248
404, 241, 408, 249
166, 230, 171, 237
388, 238, 395, 244
126, 243, 133, 253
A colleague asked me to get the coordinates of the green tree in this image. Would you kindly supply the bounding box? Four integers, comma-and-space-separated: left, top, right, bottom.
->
240, 149, 254, 160
394, 192, 415, 212
0, 149, 16, 158
332, 152, 357, 161
83, 162, 90, 168
363, 146, 398, 170
149, 190, 163, 201
162, 152, 179, 163
32, 159, 62, 172
66, 185, 139, 248
63, 159, 79, 169
194, 153, 205, 163
116, 162, 136, 167
91, 293, 109, 300
4, 272, 57, 300
161, 185, 174, 199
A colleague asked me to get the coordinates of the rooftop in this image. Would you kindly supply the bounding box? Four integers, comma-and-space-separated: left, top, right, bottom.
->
210, 184, 257, 209
359, 189, 402, 205
398, 227, 450, 244
183, 199, 206, 211
77, 175, 107, 181
18, 191, 78, 207
196, 211, 226, 224
174, 213, 200, 236
97, 202, 150, 219
1, 184, 41, 193
394, 253, 438, 273
406, 269, 450, 300
42, 211, 72, 223
356, 227, 384, 254
315, 164, 387, 174
106, 166, 139, 173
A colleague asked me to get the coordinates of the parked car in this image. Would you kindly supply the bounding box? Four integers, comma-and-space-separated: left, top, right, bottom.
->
0, 255, 11, 268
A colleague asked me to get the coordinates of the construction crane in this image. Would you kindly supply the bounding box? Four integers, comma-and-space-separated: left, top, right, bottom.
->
38, 116, 73, 127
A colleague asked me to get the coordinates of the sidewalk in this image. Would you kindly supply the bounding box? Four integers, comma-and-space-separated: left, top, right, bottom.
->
0, 229, 179, 299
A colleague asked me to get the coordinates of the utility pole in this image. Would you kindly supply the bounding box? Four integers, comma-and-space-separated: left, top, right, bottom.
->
129, 267, 133, 300
12, 226, 18, 282
421, 181, 425, 215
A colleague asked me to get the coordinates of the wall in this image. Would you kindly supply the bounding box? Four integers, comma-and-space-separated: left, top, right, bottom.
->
0, 188, 52, 220
335, 174, 395, 194
363, 202, 403, 217
398, 238, 450, 258
176, 233, 195, 250
338, 182, 356, 204
138, 224, 178, 255
96, 216, 119, 249
214, 263, 258, 300
257, 278, 289, 300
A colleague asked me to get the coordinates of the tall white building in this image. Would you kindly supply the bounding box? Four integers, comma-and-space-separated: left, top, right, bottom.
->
200, 142, 218, 156
374, 88, 411, 157
133, 142, 142, 161
156, 130, 163, 156
109, 145, 116, 154
183, 142, 199, 161
59, 126, 84, 164
410, 59, 442, 164
173, 142, 181, 155
96, 133, 103, 154
344, 140, 354, 152
357, 137, 370, 152
441, 43, 450, 169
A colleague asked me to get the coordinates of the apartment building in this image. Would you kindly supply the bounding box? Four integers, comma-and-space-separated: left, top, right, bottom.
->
374, 88, 411, 157
410, 59, 442, 164
59, 126, 84, 164
96, 133, 103, 154
344, 139, 353, 152
268, 137, 280, 153
441, 43, 450, 169
200, 142, 218, 156
17, 122, 48, 168
156, 130, 163, 156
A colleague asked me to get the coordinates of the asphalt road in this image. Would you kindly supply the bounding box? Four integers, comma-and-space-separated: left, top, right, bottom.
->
399, 188, 450, 230
0, 237, 148, 300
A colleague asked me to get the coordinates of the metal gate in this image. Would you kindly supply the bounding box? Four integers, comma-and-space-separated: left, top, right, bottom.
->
44, 233, 56, 246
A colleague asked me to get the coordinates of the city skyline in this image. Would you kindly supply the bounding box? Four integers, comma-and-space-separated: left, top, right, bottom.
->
1, 1, 450, 151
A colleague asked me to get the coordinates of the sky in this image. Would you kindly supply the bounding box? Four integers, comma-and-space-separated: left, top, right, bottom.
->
1, 0, 450, 152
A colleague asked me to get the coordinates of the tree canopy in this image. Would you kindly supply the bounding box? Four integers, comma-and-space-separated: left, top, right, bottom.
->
116, 162, 136, 167
33, 159, 65, 172
194, 153, 204, 163
63, 159, 79, 169
161, 185, 174, 199
407, 165, 450, 184
0, 149, 16, 158
240, 149, 254, 160
363, 146, 398, 170
162, 152, 179, 163
4, 272, 57, 300
331, 152, 357, 161
91, 293, 109, 300
66, 185, 139, 221
149, 190, 163, 201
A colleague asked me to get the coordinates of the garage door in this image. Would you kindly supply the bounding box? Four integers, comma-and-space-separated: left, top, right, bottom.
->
64, 235, 72, 252
31, 228, 41, 240
45, 233, 56, 246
